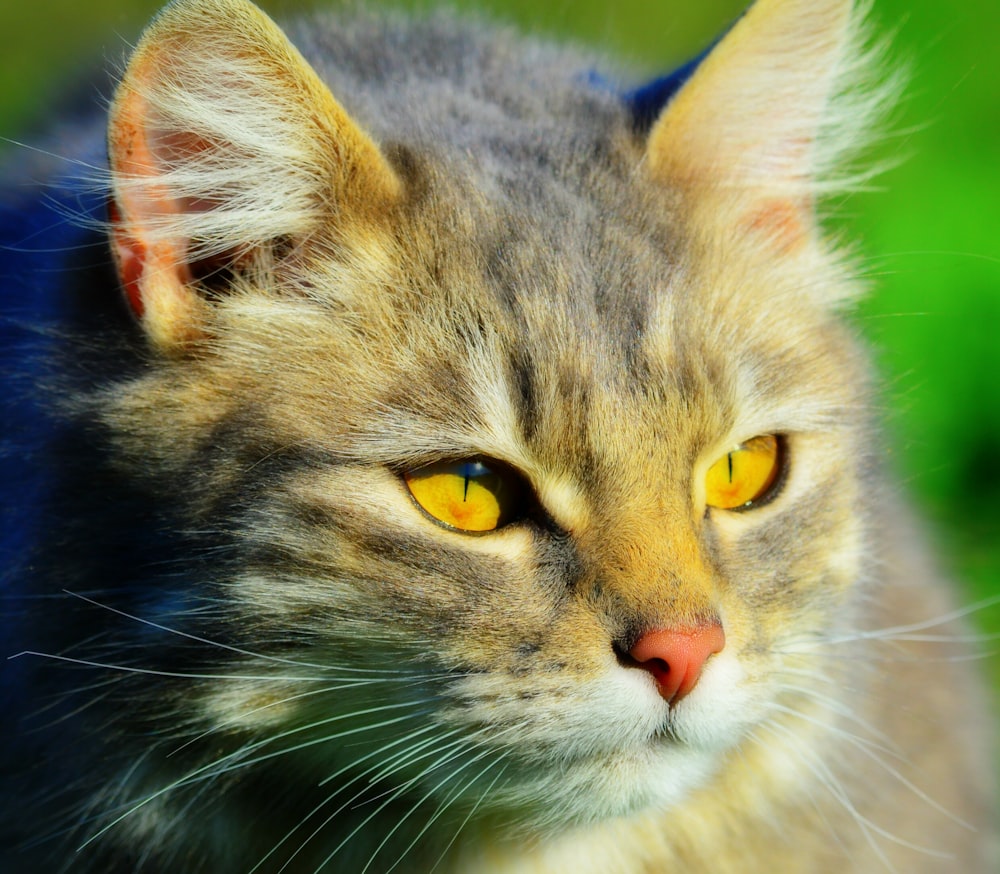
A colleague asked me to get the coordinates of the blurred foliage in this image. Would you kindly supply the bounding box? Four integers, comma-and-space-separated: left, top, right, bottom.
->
2, 0, 998, 690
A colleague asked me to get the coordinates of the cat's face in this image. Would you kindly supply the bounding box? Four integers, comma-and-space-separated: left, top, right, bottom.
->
100, 0, 878, 839
106, 130, 872, 833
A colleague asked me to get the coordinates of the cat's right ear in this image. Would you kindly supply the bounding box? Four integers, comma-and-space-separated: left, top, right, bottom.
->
107, 0, 401, 351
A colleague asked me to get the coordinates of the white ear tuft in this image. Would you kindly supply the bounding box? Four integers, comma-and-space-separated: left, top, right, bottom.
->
646, 0, 896, 248
107, 0, 401, 349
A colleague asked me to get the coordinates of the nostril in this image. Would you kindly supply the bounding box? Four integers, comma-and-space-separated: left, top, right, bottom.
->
643, 657, 672, 687
625, 622, 725, 703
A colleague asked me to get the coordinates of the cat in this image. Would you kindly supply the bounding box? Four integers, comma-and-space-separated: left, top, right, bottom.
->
1, 0, 997, 871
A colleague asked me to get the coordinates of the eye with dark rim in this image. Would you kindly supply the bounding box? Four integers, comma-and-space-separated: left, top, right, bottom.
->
403, 458, 527, 533
704, 434, 787, 511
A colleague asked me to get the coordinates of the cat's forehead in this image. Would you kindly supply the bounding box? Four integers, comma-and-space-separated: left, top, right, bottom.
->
334, 170, 863, 496
400, 152, 848, 390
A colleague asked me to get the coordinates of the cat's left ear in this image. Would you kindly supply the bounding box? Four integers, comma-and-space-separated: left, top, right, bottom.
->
646, 0, 861, 252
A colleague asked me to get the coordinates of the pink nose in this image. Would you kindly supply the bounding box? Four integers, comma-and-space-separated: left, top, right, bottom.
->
628, 622, 726, 703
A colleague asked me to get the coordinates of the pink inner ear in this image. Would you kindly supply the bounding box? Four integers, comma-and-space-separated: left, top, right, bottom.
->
151, 128, 224, 215
108, 80, 199, 324
743, 198, 811, 253
107, 198, 147, 319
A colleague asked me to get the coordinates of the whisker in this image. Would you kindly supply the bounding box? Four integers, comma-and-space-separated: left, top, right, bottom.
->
770, 681, 897, 752
288, 722, 520, 873
760, 720, 953, 866
78, 703, 433, 850
426, 759, 512, 874
57, 591, 412, 674
360, 744, 509, 874
263, 727, 463, 873
316, 725, 459, 791
745, 727, 857, 865
769, 702, 973, 830
190, 706, 439, 788
757, 721, 900, 871
308, 739, 479, 874
248, 722, 447, 874
165, 679, 426, 757
0, 138, 110, 175
820, 595, 1000, 646
9, 650, 401, 685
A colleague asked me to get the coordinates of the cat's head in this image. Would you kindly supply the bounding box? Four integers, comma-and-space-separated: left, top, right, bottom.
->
98, 0, 888, 839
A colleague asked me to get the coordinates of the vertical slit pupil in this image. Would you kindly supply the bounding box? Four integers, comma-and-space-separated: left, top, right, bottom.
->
460, 461, 492, 503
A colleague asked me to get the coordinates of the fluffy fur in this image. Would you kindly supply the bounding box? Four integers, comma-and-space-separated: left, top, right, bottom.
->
1, 0, 996, 871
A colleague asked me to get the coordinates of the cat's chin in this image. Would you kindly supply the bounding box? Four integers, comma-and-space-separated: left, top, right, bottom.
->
556, 659, 758, 824
480, 737, 723, 832
437, 648, 758, 829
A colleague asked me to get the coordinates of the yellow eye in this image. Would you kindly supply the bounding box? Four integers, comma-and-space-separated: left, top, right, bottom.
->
404, 459, 517, 532
704, 435, 783, 510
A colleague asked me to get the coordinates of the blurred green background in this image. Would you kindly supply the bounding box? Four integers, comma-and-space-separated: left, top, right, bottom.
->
2, 0, 998, 693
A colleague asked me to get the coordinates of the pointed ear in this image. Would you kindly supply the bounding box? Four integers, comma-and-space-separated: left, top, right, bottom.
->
108, 0, 401, 350
646, 0, 860, 251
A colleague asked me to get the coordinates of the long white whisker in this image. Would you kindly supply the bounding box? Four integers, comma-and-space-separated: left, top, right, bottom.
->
0, 138, 110, 174
360, 732, 483, 799
360, 744, 507, 874
363, 723, 525, 873
761, 720, 952, 865
746, 727, 857, 865
57, 591, 412, 674
757, 721, 900, 871
819, 595, 1000, 645
249, 722, 447, 874
426, 759, 512, 874
297, 722, 520, 873
771, 682, 897, 752
316, 726, 458, 791
191, 707, 437, 788
769, 702, 972, 830
272, 728, 472, 872
78, 703, 430, 850
9, 650, 401, 685
309, 739, 478, 874
166, 680, 423, 757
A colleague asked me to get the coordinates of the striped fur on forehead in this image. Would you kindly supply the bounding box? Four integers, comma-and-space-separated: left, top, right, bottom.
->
639, 229, 871, 433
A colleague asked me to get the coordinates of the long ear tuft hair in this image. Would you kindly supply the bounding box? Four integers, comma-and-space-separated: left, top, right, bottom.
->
645, 0, 903, 209
105, 0, 400, 348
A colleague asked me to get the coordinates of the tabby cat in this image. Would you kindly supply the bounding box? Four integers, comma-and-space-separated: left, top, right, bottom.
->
1, 0, 996, 871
